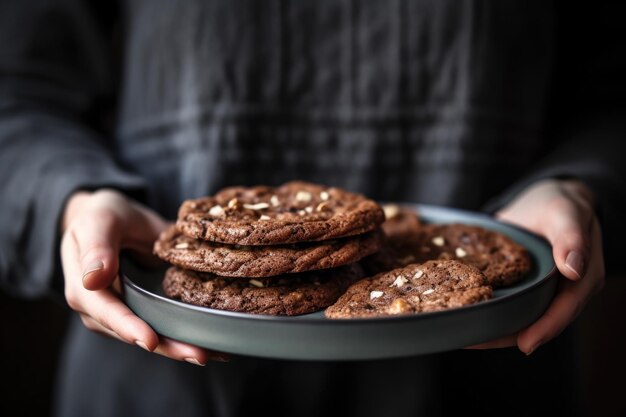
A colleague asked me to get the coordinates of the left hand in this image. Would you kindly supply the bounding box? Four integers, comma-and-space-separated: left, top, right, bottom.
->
469, 179, 605, 354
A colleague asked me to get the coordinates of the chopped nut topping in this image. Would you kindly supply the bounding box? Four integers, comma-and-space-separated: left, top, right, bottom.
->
228, 198, 238, 209
259, 215, 271, 221
316, 202, 331, 212
243, 202, 270, 210
270, 195, 280, 207
432, 236, 445, 247
389, 298, 411, 314
174, 242, 190, 249
422, 288, 435, 295
382, 204, 400, 219
370, 290, 384, 300
413, 270, 424, 280
208, 205, 225, 216
455, 247, 468, 258
298, 209, 306, 216
390, 275, 408, 287
320, 191, 330, 201
295, 191, 313, 202
249, 279, 264, 288
305, 206, 313, 213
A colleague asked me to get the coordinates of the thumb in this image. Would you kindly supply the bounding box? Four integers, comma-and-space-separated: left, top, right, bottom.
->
73, 210, 123, 291
540, 200, 592, 281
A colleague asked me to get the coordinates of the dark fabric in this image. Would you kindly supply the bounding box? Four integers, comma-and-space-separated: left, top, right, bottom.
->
0, 0, 145, 297
55, 317, 583, 417
1, 1, 624, 416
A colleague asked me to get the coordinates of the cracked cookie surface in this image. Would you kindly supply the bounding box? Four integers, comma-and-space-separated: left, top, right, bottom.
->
325, 260, 492, 318
176, 181, 385, 245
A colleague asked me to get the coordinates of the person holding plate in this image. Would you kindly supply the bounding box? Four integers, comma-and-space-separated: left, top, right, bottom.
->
0, 1, 622, 416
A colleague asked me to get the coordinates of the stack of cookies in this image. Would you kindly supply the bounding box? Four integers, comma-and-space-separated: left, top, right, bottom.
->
154, 181, 385, 315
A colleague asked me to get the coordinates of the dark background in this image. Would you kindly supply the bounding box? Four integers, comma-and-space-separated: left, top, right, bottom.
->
1, 275, 625, 417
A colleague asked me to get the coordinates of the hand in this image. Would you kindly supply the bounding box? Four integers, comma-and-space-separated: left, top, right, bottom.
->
60, 189, 229, 365
470, 179, 605, 354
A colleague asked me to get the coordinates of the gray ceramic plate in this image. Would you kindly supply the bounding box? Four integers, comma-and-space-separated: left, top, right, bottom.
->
122, 204, 557, 361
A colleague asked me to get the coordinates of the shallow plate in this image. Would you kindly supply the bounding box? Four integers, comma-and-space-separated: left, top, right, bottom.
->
122, 204, 557, 361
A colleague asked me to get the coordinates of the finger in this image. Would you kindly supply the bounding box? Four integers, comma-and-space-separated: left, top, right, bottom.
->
71, 209, 123, 290
121, 211, 170, 268
538, 198, 592, 281
80, 315, 224, 365
518, 219, 604, 354
465, 334, 517, 350
62, 236, 160, 349
80, 287, 161, 350
122, 204, 170, 252
154, 337, 230, 365
80, 314, 125, 341
63, 214, 163, 352
516, 279, 584, 355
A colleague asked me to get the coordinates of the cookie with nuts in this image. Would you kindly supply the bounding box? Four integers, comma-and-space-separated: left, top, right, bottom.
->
361, 204, 424, 274
154, 225, 382, 277
325, 260, 492, 318
386, 224, 532, 288
176, 181, 385, 246
380, 204, 422, 240
162, 264, 363, 316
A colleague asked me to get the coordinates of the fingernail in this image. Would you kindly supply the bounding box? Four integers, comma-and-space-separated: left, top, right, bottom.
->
184, 357, 206, 366
82, 260, 104, 279
565, 251, 584, 280
135, 340, 150, 352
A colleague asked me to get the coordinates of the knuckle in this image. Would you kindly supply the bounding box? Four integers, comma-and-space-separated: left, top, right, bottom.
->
555, 230, 590, 256
93, 208, 122, 227
80, 243, 113, 262
561, 230, 587, 246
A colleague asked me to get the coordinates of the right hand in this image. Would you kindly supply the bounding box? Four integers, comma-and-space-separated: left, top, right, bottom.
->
60, 189, 229, 365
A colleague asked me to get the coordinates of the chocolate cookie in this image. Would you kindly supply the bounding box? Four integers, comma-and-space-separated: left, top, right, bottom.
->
176, 181, 385, 245
163, 264, 363, 316
325, 260, 492, 319
366, 223, 531, 288
154, 225, 382, 277
388, 224, 532, 288
361, 205, 423, 274
380, 204, 422, 240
